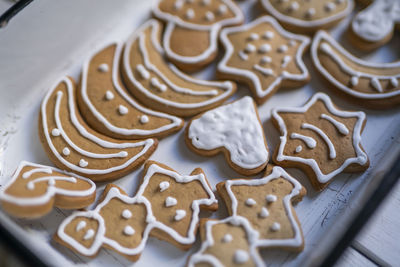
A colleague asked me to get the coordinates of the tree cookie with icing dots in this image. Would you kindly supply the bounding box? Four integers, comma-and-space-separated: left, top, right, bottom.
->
122, 19, 236, 117
217, 166, 306, 252
135, 161, 218, 250
39, 77, 158, 182
311, 31, 400, 108
260, 0, 354, 34
187, 217, 265, 267
0, 161, 96, 219
153, 0, 244, 71
186, 96, 269, 176
77, 41, 183, 140
271, 92, 369, 191
218, 16, 310, 105
349, 0, 400, 51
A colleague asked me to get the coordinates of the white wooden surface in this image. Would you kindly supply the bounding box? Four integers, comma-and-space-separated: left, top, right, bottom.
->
335, 247, 376, 267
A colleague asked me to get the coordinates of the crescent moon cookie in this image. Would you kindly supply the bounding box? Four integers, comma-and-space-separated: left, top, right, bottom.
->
135, 161, 218, 250
77, 41, 183, 140
349, 0, 400, 51
218, 16, 310, 105
0, 161, 96, 219
260, 0, 354, 33
55, 184, 153, 261
271, 93, 369, 191
153, 0, 244, 71
39, 77, 158, 182
186, 96, 269, 176
311, 31, 400, 108
122, 19, 236, 117
216, 166, 306, 252
187, 217, 265, 267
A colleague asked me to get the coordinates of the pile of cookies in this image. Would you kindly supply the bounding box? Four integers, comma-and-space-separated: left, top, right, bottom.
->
1, 0, 399, 265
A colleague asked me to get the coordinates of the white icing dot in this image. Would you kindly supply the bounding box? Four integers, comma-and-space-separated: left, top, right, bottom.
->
140, 115, 149, 124
51, 128, 60, 136
165, 196, 177, 207
222, 233, 233, 243
234, 250, 249, 264
371, 77, 383, 92
79, 159, 88, 168
217, 4, 227, 15
305, 8, 315, 18
123, 225, 135, 236
244, 43, 256, 53
259, 207, 269, 218
48, 178, 55, 186
266, 194, 277, 203
150, 77, 167, 92
350, 76, 359, 87
288, 40, 297, 47
258, 44, 271, 53
118, 105, 129, 115
201, 0, 211, 5
270, 222, 281, 232
245, 198, 257, 206
174, 0, 184, 10
105, 90, 114, 100
122, 209, 132, 219
98, 63, 109, 73
186, 8, 195, 19
159, 181, 170, 192
76, 221, 87, 231
281, 55, 292, 68
325, 2, 336, 12
26, 182, 34, 190
174, 209, 186, 221
62, 147, 70, 156
336, 0, 344, 3
136, 64, 151, 80
262, 31, 274, 40
390, 77, 399, 88
260, 56, 272, 64
238, 51, 249, 61
278, 45, 288, 53
83, 229, 95, 240
295, 145, 302, 153
205, 11, 215, 21
248, 33, 259, 41
287, 1, 299, 12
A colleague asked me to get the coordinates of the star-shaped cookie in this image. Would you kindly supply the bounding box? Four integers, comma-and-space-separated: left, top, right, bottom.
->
217, 166, 306, 251
218, 16, 310, 104
271, 92, 370, 191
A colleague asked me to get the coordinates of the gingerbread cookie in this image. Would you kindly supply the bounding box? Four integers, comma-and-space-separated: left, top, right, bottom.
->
55, 184, 153, 261
135, 161, 218, 250
271, 92, 369, 191
186, 96, 269, 176
311, 31, 400, 108
349, 0, 400, 51
39, 77, 157, 182
260, 0, 354, 33
218, 16, 310, 104
187, 217, 265, 267
0, 161, 96, 219
153, 0, 244, 71
217, 166, 306, 252
122, 19, 236, 117
77, 41, 183, 140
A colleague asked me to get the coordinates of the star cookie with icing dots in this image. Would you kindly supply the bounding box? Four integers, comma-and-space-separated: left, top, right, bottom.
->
217, 166, 306, 252
218, 16, 310, 104
271, 92, 369, 191
187, 217, 265, 267
135, 161, 218, 250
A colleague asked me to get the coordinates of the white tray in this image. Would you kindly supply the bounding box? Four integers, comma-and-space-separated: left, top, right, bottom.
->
1, 0, 400, 266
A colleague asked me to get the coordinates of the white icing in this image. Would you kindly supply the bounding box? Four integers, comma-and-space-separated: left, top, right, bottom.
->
76, 221, 87, 231
281, 55, 291, 68
259, 207, 269, 218
159, 181, 170, 192
218, 16, 310, 99
205, 11, 215, 21
325, 2, 336, 12
288, 39, 297, 47
234, 250, 249, 264
278, 44, 288, 53
320, 114, 349, 135
123, 225, 135, 236
301, 122, 337, 159
260, 56, 272, 64
262, 31, 274, 40
26, 176, 77, 190
22, 167, 52, 179
79, 159, 89, 168
165, 196, 177, 207
248, 33, 259, 41
185, 8, 195, 20
350, 76, 359, 87
122, 209, 132, 219
287, 1, 299, 12
222, 233, 233, 243
244, 43, 256, 53
258, 43, 271, 53
370, 77, 383, 92
290, 133, 317, 148
217, 4, 228, 15
245, 198, 256, 206
266, 194, 277, 203
253, 64, 275, 76
174, 209, 186, 221
201, 0, 211, 5
188, 96, 269, 170
391, 77, 399, 87
272, 92, 368, 183
295, 145, 302, 153
83, 229, 95, 240
305, 8, 315, 18
51, 128, 60, 136
118, 105, 129, 115
98, 63, 109, 73
174, 0, 184, 10
238, 50, 249, 61
105, 90, 114, 100
136, 64, 151, 80
270, 222, 281, 232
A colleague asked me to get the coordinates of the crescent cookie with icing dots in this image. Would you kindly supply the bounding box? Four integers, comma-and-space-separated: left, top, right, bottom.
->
153, 0, 244, 71
260, 0, 354, 34
0, 161, 96, 219
349, 0, 400, 51
186, 96, 269, 176
187, 217, 265, 267
271, 92, 369, 191
122, 19, 236, 117
39, 77, 158, 182
217, 166, 306, 252
77, 41, 184, 140
217, 16, 310, 105
55, 161, 217, 260
311, 30, 400, 108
